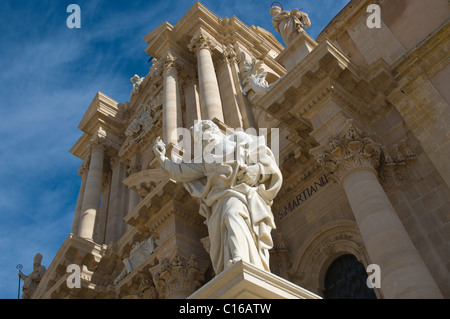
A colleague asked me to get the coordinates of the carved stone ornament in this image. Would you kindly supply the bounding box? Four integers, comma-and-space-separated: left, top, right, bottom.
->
378, 141, 418, 190
311, 120, 418, 187
160, 51, 178, 72
125, 94, 163, 144
77, 160, 89, 178
188, 31, 216, 54
88, 137, 107, 153
222, 43, 237, 64
150, 254, 205, 299
120, 271, 158, 299
311, 121, 383, 183
240, 53, 276, 102
113, 236, 157, 285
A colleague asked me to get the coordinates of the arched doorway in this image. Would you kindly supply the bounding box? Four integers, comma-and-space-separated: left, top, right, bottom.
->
323, 254, 377, 299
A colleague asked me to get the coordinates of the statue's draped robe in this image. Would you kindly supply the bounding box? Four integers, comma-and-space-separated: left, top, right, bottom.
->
21, 266, 46, 299
163, 132, 282, 274
272, 9, 311, 46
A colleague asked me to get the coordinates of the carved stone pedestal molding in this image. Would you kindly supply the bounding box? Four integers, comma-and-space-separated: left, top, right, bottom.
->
311, 120, 443, 299
188, 260, 321, 299
150, 254, 206, 299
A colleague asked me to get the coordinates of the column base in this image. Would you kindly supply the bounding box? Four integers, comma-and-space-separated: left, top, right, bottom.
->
188, 260, 321, 299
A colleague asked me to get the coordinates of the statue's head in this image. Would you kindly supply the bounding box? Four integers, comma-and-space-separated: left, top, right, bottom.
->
191, 120, 223, 147
130, 74, 140, 84
33, 253, 43, 268
270, 6, 282, 16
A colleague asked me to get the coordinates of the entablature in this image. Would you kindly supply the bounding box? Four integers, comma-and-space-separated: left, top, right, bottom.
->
144, 1, 285, 75
70, 92, 126, 160
32, 234, 107, 299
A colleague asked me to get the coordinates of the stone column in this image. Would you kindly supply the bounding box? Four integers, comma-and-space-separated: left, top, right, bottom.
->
105, 156, 129, 244
188, 31, 224, 122
311, 121, 443, 298
78, 139, 105, 240
127, 165, 140, 213
161, 52, 182, 145
184, 77, 202, 129
95, 172, 111, 244
71, 162, 88, 234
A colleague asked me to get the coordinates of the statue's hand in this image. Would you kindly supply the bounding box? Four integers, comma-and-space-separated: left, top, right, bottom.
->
237, 164, 260, 187
153, 137, 166, 167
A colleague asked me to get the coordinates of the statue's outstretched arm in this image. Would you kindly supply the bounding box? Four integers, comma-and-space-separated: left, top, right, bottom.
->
153, 137, 204, 182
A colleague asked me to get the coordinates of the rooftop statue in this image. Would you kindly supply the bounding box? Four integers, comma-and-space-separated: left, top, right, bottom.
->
18, 253, 46, 299
270, 5, 311, 46
153, 120, 282, 274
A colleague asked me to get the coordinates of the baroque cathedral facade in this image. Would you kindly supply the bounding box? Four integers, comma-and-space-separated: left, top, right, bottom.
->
27, 0, 449, 299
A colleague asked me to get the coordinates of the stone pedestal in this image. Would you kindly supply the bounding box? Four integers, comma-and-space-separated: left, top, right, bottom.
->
188, 260, 321, 299
276, 30, 318, 71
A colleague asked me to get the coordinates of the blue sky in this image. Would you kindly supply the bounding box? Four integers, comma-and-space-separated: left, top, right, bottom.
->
0, 0, 349, 299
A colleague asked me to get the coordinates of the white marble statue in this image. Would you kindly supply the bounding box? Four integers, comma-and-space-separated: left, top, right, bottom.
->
153, 120, 282, 274
130, 74, 144, 95
270, 5, 311, 46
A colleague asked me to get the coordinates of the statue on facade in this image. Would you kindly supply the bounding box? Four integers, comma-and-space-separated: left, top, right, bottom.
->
152, 120, 282, 274
18, 253, 46, 299
130, 74, 144, 95
270, 5, 311, 46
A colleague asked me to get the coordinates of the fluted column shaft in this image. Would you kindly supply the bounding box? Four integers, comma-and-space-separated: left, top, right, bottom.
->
71, 166, 87, 234
78, 141, 105, 240
189, 32, 224, 122
162, 52, 181, 145
105, 157, 128, 244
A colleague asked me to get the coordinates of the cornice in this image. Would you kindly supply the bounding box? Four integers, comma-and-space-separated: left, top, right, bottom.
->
70, 92, 125, 159
33, 234, 106, 299
122, 169, 168, 198
256, 39, 351, 111
316, 0, 374, 42
391, 20, 450, 97
78, 91, 124, 134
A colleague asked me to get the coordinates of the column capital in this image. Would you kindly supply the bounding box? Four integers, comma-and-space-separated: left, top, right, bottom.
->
110, 155, 121, 169
77, 160, 89, 178
127, 165, 140, 175
311, 120, 382, 183
160, 51, 179, 73
88, 137, 107, 153
222, 43, 238, 64
188, 31, 216, 55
